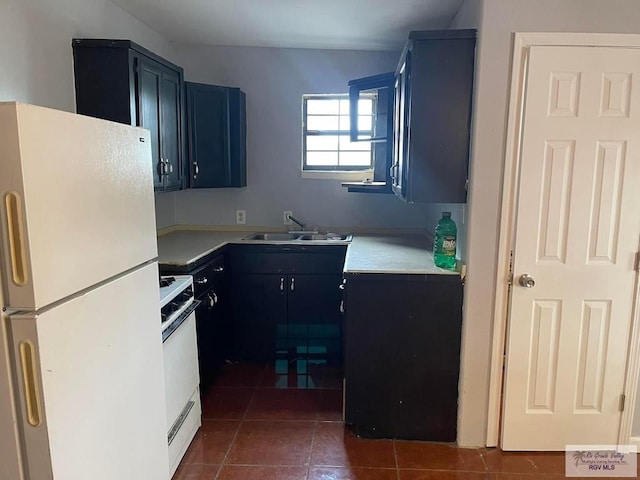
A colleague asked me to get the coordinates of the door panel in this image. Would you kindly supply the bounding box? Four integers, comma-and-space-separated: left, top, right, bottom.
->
392, 51, 411, 199
502, 46, 640, 450
288, 274, 343, 364
137, 57, 163, 189
232, 274, 286, 361
186, 83, 229, 188
161, 68, 182, 190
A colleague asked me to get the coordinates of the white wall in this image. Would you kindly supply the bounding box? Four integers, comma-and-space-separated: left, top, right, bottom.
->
454, 0, 640, 446
161, 45, 459, 235
0, 0, 178, 112
448, 0, 485, 447
0, 0, 180, 230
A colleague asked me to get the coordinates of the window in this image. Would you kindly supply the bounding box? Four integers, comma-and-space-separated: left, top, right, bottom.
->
302, 94, 374, 177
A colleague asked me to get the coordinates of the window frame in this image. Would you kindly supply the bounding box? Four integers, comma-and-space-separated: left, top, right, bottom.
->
301, 94, 375, 179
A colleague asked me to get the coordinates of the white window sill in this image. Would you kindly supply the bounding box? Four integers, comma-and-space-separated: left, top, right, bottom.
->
301, 170, 373, 181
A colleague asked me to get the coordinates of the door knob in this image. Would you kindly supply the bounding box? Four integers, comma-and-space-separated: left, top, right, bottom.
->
518, 274, 535, 288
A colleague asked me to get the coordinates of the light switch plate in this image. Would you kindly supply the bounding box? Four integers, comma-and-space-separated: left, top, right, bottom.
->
236, 209, 246, 224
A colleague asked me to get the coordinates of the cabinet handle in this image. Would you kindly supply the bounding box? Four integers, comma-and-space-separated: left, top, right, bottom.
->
160, 159, 169, 175
280, 277, 284, 292
207, 292, 216, 308
158, 160, 166, 176
213, 292, 218, 305
193, 162, 199, 180
213, 266, 224, 272
290, 277, 295, 292
196, 277, 208, 285
340, 300, 344, 314
167, 161, 174, 174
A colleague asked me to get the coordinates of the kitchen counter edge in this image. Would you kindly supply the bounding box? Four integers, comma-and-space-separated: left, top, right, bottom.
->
157, 230, 461, 276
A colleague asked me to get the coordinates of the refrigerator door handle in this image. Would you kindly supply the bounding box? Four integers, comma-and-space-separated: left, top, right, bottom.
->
5, 192, 29, 286
19, 341, 42, 426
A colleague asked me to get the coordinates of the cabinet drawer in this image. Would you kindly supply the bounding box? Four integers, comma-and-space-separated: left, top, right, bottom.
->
190, 254, 225, 298
229, 245, 346, 274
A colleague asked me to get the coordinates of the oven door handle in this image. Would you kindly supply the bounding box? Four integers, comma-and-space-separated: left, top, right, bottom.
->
162, 300, 200, 343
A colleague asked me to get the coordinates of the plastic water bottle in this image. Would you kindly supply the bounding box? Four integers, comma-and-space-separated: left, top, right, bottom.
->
433, 212, 457, 270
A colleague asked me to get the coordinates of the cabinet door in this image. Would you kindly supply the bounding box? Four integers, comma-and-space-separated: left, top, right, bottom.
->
186, 83, 229, 187
232, 274, 287, 361
344, 274, 463, 440
186, 82, 247, 188
347, 72, 394, 143
407, 37, 475, 203
136, 56, 163, 189
160, 67, 183, 190
391, 49, 411, 200
194, 297, 220, 392
288, 274, 343, 365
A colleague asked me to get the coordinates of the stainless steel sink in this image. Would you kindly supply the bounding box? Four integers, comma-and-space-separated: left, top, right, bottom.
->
298, 234, 352, 241
243, 233, 301, 241
241, 232, 352, 242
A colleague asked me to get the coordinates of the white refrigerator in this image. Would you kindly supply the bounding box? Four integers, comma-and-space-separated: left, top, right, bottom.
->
0, 102, 170, 480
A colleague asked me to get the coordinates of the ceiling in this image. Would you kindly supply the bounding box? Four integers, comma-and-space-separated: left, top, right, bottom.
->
111, 0, 465, 51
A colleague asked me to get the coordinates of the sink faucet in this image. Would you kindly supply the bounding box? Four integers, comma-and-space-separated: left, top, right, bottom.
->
287, 213, 306, 230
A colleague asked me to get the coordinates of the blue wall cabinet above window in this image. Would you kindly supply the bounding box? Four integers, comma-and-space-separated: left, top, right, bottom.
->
392, 30, 476, 204
72, 39, 186, 192
186, 82, 247, 188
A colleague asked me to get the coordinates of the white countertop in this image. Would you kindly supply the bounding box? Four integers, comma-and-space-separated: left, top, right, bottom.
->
157, 230, 245, 266
157, 229, 459, 276
343, 235, 459, 275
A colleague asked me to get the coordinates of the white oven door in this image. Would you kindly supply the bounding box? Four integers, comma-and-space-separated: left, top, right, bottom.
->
162, 304, 200, 437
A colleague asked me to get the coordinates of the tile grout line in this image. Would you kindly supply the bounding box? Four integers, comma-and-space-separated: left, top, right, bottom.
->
212, 366, 264, 480
393, 439, 401, 480
306, 421, 318, 480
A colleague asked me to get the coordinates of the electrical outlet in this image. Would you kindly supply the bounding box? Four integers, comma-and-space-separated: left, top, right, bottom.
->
236, 209, 246, 224
283, 210, 293, 225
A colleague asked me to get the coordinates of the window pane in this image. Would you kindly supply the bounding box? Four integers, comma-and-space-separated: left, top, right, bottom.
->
307, 152, 338, 166
358, 99, 373, 115
306, 135, 339, 150
303, 94, 374, 171
307, 115, 339, 131
307, 99, 339, 115
358, 115, 372, 131
339, 136, 371, 152
339, 151, 371, 166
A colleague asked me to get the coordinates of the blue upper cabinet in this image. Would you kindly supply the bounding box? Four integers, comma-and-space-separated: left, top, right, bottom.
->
346, 30, 476, 203
186, 82, 247, 189
393, 30, 476, 204
72, 39, 186, 192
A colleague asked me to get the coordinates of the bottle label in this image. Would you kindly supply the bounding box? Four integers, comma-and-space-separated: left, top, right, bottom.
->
442, 237, 456, 253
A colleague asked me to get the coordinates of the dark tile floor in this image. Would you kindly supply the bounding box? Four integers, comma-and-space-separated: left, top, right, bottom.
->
172, 363, 623, 479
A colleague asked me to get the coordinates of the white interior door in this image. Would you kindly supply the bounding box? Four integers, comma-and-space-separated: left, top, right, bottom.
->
502, 45, 640, 450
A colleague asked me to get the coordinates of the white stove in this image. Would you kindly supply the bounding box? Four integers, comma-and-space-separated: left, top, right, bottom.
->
159, 275, 201, 476
160, 275, 194, 334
